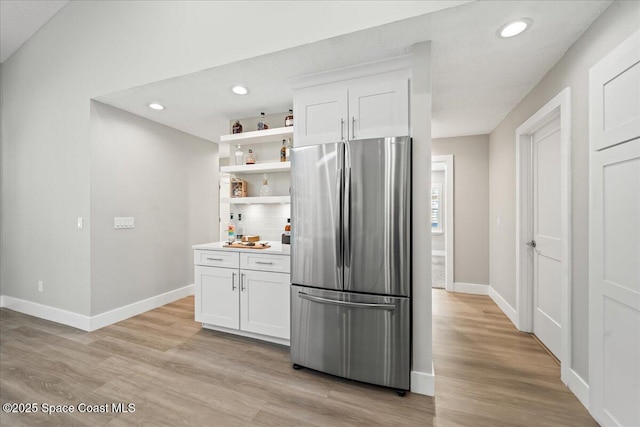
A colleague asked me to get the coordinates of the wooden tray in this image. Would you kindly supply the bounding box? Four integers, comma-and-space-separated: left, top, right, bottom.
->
223, 242, 271, 249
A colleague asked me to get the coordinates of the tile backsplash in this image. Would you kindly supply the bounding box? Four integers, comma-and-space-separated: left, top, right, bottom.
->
228, 204, 290, 242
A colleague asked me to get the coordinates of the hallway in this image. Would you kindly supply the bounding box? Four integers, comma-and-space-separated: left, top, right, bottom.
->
432, 289, 595, 426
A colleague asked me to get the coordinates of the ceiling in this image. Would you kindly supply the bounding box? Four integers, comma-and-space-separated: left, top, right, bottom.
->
0, 0, 68, 63
96, 1, 610, 148
96, 1, 611, 146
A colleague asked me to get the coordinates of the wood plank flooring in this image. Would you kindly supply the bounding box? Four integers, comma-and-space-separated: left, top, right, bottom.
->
0, 290, 597, 426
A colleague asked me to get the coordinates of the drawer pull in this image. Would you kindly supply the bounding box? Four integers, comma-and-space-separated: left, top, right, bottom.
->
206, 257, 224, 261
255, 261, 274, 265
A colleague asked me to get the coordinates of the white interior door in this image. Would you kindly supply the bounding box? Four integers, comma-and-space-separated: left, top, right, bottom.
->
532, 115, 563, 358
589, 30, 640, 427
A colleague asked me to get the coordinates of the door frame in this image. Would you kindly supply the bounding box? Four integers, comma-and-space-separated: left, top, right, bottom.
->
432, 155, 454, 291
515, 87, 571, 383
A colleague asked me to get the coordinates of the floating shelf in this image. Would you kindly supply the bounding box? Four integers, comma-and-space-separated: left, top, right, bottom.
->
220, 127, 293, 145
220, 161, 290, 174
221, 196, 291, 205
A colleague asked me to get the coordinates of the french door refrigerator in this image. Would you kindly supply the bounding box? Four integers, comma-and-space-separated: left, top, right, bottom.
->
290, 136, 411, 392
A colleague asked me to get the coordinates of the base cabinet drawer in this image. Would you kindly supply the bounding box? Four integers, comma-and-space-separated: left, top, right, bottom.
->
241, 253, 290, 273
194, 250, 239, 268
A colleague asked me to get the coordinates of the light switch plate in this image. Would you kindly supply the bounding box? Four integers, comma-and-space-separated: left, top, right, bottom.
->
77, 217, 84, 230
114, 217, 135, 229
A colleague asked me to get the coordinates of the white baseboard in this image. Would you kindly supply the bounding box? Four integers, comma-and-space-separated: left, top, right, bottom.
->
432, 250, 446, 257
452, 282, 489, 295
488, 286, 518, 328
566, 368, 589, 411
89, 284, 194, 331
0, 284, 195, 332
0, 296, 91, 330
411, 365, 435, 396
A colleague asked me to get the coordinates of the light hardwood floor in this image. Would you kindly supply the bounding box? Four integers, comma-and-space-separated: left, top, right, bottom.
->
0, 290, 596, 426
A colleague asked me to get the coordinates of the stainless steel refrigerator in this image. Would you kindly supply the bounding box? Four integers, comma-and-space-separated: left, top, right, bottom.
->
290, 136, 411, 392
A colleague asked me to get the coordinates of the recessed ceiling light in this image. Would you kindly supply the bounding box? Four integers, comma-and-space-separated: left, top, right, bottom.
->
148, 103, 165, 110
231, 85, 249, 95
497, 18, 532, 38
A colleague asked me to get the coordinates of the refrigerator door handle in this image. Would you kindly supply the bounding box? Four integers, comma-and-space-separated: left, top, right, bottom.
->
344, 165, 352, 268
336, 166, 343, 267
297, 292, 396, 310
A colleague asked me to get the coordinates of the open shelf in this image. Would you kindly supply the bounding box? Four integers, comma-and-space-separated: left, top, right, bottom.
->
220, 127, 293, 145
221, 196, 291, 205
221, 161, 290, 174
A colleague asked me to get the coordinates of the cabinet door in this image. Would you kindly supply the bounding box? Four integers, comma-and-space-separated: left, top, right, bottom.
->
240, 270, 290, 339
348, 79, 409, 140
195, 265, 239, 329
294, 85, 347, 147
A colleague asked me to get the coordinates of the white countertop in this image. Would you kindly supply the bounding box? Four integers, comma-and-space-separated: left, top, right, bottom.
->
193, 241, 290, 255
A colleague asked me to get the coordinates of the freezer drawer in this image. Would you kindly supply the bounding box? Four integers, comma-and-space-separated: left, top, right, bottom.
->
290, 285, 410, 390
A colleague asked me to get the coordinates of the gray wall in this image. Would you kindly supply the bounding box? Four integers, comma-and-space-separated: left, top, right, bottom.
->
90, 102, 217, 315
489, 0, 640, 381
433, 134, 489, 285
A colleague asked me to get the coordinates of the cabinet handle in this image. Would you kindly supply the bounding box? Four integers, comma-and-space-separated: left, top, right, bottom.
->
351, 116, 355, 139
207, 257, 223, 261
231, 272, 236, 291
255, 261, 273, 265
340, 118, 345, 140
241, 273, 246, 291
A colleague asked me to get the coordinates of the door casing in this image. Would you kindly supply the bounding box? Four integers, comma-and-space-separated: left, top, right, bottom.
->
432, 155, 454, 292
515, 87, 572, 384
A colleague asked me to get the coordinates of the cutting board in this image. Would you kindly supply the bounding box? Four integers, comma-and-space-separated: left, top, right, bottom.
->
223, 242, 271, 250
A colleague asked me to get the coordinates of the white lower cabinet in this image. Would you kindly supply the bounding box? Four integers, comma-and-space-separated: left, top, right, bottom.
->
194, 250, 290, 344
196, 265, 239, 329
240, 270, 290, 339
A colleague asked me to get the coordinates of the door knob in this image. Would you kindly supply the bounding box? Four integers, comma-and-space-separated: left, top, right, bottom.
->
526, 240, 536, 248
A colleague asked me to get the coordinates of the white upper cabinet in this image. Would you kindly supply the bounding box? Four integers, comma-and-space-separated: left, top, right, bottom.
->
348, 79, 409, 140
294, 85, 348, 146
291, 56, 411, 147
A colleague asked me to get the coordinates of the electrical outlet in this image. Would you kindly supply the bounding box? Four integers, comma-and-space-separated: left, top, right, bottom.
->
38, 281, 43, 292
497, 216, 502, 228
77, 217, 84, 230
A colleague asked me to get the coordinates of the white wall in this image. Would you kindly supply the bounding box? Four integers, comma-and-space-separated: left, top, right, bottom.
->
433, 134, 489, 285
0, 1, 456, 316
0, 63, 3, 294
489, 0, 640, 381
411, 41, 433, 395
90, 102, 217, 316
